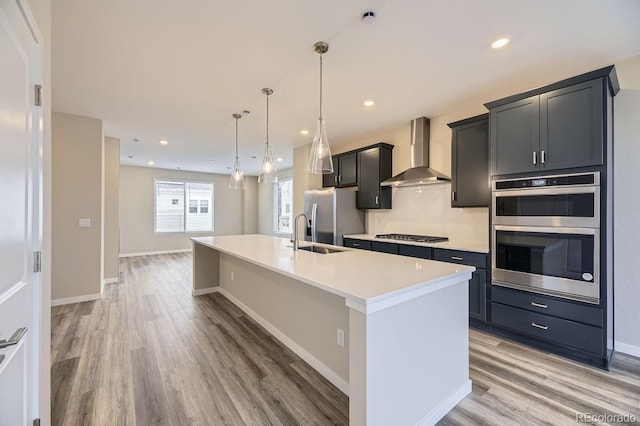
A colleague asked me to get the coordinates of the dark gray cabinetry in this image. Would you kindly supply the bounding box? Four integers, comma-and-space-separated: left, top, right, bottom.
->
344, 238, 488, 321
449, 114, 489, 207
433, 249, 488, 322
322, 153, 357, 188
491, 286, 604, 355
343, 238, 371, 250
486, 67, 617, 176
357, 144, 393, 209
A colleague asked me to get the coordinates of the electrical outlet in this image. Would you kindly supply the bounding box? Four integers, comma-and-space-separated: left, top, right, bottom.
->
337, 328, 344, 347
231, 271, 234, 281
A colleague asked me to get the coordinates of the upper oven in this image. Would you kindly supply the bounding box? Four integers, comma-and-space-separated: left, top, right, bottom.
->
492, 172, 600, 228
491, 172, 601, 304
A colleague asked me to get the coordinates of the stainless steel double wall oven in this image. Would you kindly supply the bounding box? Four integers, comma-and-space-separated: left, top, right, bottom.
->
491, 172, 601, 304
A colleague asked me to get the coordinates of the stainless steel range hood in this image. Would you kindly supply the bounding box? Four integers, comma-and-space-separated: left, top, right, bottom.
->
381, 117, 450, 187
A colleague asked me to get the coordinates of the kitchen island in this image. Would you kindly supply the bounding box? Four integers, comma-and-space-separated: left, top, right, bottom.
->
192, 234, 474, 425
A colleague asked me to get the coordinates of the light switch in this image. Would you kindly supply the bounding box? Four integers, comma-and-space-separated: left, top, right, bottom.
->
79, 218, 91, 228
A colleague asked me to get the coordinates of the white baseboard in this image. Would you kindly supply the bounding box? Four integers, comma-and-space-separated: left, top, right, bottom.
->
616, 341, 640, 358
103, 277, 119, 284
218, 287, 350, 396
192, 287, 219, 296
119, 248, 192, 258
418, 380, 472, 426
51, 293, 101, 307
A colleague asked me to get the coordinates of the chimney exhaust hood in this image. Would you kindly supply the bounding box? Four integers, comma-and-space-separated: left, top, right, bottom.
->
380, 117, 450, 187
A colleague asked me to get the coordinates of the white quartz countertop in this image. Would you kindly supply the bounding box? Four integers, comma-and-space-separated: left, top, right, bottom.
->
192, 234, 473, 314
343, 234, 489, 254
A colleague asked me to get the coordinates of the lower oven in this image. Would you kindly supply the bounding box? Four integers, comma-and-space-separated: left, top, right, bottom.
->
492, 225, 599, 304
491, 172, 601, 304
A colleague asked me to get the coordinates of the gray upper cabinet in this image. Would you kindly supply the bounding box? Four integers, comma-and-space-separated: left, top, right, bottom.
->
540, 79, 603, 170
322, 153, 357, 188
486, 66, 618, 177
322, 156, 339, 187
449, 114, 490, 207
356, 144, 393, 209
490, 95, 540, 176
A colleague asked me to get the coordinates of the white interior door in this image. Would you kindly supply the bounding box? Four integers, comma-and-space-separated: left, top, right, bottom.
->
0, 0, 42, 424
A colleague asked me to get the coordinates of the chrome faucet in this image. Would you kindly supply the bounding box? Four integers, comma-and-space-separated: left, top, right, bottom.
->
292, 213, 310, 251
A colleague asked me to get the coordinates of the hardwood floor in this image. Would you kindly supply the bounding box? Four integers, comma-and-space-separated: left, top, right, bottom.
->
51, 253, 640, 425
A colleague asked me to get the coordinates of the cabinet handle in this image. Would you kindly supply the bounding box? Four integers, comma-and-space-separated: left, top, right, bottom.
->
334, 176, 338, 183
533, 151, 537, 165
531, 322, 548, 331
0, 327, 27, 349
375, 196, 379, 205
451, 191, 456, 202
352, 243, 360, 247
530, 302, 548, 309
451, 256, 464, 261
541, 150, 546, 164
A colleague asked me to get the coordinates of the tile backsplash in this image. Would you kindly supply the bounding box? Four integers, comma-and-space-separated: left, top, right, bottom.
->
367, 183, 489, 246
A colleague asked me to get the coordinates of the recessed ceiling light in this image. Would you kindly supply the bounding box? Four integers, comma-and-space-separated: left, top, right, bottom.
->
300, 130, 309, 135
276, 157, 283, 162
491, 36, 510, 49
160, 139, 168, 145
363, 100, 375, 107
147, 160, 154, 165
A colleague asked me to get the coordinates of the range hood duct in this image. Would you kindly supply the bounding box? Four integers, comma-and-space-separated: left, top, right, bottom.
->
380, 117, 450, 187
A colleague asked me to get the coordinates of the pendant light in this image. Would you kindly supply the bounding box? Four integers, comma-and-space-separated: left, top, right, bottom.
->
229, 113, 246, 190
307, 41, 334, 174
258, 88, 278, 184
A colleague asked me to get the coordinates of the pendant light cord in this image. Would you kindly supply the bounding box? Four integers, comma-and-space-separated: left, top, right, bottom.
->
235, 116, 239, 161
319, 54, 323, 119
266, 93, 269, 147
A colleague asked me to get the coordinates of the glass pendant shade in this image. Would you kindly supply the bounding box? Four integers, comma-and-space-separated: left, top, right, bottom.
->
229, 113, 246, 190
307, 41, 334, 174
307, 117, 333, 174
258, 88, 278, 184
258, 143, 277, 184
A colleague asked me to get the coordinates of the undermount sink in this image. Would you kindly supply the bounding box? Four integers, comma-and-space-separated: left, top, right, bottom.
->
297, 245, 346, 254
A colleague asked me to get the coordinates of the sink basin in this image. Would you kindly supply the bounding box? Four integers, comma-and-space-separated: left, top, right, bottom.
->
297, 245, 345, 254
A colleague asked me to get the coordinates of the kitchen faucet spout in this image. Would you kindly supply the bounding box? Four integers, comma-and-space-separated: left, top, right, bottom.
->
292, 213, 309, 251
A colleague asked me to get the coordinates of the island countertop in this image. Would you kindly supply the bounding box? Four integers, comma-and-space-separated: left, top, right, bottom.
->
192, 234, 473, 314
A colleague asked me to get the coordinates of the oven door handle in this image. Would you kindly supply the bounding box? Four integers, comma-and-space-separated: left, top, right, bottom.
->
493, 185, 597, 198
493, 224, 597, 235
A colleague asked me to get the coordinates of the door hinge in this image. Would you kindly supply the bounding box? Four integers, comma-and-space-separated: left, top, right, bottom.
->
34, 418, 41, 426
35, 84, 43, 106
34, 251, 42, 273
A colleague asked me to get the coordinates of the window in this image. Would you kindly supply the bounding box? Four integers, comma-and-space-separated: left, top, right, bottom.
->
155, 180, 214, 233
274, 178, 293, 234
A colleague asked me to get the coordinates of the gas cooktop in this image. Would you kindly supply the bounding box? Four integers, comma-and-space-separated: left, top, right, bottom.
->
374, 233, 449, 243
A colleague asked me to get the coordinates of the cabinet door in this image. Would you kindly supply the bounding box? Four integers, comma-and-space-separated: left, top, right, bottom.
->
540, 79, 604, 170
338, 153, 357, 186
469, 269, 487, 321
371, 241, 398, 254
322, 156, 339, 188
343, 238, 371, 250
357, 146, 392, 209
490, 95, 540, 176
451, 117, 489, 207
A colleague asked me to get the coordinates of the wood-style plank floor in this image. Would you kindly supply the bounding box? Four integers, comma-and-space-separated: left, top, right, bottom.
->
51, 252, 640, 425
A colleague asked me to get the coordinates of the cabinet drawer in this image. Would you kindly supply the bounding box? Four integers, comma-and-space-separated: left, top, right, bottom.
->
492, 303, 603, 355
398, 245, 432, 259
371, 241, 399, 254
343, 238, 371, 250
492, 286, 602, 327
433, 248, 486, 269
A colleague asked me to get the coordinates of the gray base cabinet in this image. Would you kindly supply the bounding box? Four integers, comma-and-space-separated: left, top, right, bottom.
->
344, 238, 489, 322
449, 114, 489, 207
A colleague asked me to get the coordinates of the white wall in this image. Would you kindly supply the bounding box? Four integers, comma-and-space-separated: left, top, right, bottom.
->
103, 137, 120, 282
119, 165, 258, 256
51, 112, 103, 301
613, 55, 640, 355
258, 167, 293, 236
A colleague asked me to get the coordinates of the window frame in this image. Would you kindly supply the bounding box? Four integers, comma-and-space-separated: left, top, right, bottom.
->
274, 177, 293, 235
153, 178, 215, 234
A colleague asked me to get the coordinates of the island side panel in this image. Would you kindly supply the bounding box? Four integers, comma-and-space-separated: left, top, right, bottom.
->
349, 279, 471, 426
218, 253, 350, 391
192, 241, 220, 294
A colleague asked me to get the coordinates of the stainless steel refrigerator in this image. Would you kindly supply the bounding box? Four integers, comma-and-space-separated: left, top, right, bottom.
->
303, 188, 365, 246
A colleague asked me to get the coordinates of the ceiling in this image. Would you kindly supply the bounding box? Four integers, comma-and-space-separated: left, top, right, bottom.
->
52, 0, 640, 176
